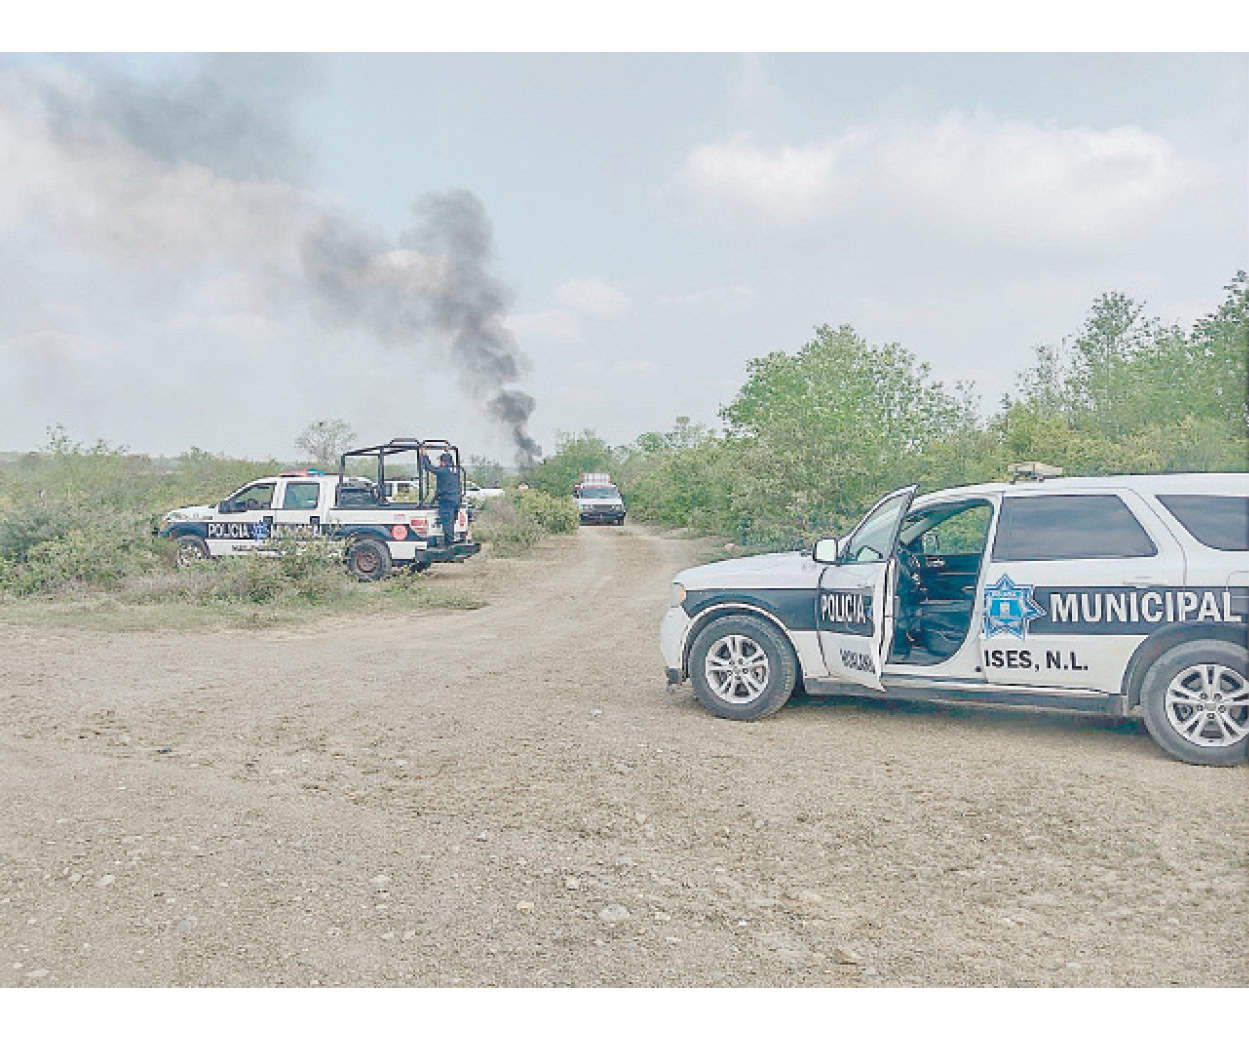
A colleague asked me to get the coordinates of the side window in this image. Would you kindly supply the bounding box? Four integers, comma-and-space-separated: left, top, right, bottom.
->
992, 494, 1157, 562
281, 482, 320, 510
225, 482, 275, 512
839, 488, 914, 564
1157, 495, 1249, 552
921, 503, 992, 555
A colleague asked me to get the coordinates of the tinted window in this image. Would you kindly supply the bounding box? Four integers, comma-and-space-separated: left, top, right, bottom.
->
281, 482, 320, 510
1158, 495, 1249, 552
992, 494, 1156, 561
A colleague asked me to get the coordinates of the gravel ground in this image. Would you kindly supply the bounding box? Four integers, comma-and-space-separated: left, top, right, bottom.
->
1, 524, 1245, 987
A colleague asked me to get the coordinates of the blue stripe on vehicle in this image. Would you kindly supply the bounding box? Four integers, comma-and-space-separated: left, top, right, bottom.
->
681, 588, 819, 632
161, 522, 210, 539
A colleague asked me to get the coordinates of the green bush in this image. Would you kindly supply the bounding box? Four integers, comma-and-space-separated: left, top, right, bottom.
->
513, 488, 580, 534
473, 495, 543, 555
1, 519, 160, 596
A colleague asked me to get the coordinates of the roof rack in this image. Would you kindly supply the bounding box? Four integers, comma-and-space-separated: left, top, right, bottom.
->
1008, 461, 1064, 482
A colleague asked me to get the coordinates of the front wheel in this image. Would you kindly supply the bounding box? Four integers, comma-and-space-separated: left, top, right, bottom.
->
346, 539, 392, 582
1141, 640, 1249, 766
688, 615, 798, 721
174, 534, 211, 568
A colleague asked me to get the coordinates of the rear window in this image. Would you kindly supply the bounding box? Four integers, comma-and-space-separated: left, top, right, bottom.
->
282, 482, 320, 510
992, 494, 1157, 561
1157, 495, 1249, 552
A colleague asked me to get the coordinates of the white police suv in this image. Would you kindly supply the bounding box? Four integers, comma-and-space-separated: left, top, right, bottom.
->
661, 472, 1249, 766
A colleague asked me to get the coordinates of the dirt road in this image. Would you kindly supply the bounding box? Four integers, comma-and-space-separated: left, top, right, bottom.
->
1, 525, 1245, 987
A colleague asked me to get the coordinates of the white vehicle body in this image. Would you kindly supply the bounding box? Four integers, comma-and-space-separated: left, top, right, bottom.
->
661, 473, 1248, 765
465, 482, 505, 506
575, 483, 626, 526
160, 472, 474, 568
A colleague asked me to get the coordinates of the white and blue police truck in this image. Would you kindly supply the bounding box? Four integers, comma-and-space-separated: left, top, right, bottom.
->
157, 438, 479, 581
661, 471, 1249, 766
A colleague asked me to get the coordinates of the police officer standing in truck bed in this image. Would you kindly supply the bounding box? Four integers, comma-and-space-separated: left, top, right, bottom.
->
420, 451, 462, 547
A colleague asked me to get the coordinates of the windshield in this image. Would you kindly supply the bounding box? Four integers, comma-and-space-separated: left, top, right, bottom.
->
579, 486, 619, 499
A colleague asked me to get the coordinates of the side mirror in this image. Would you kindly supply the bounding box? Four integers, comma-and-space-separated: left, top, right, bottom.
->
812, 537, 839, 565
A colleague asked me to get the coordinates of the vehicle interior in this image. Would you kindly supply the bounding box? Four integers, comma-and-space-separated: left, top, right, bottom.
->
219, 482, 275, 513
889, 499, 993, 666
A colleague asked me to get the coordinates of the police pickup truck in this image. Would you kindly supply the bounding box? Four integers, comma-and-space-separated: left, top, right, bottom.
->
661, 472, 1248, 766
158, 438, 480, 581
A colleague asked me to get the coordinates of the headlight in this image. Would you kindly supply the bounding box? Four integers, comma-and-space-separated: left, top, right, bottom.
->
670, 582, 686, 607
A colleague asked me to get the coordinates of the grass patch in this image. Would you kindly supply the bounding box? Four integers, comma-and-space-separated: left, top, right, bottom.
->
0, 551, 486, 631
472, 489, 577, 556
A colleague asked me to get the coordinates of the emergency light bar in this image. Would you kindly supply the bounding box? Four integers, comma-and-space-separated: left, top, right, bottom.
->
1008, 461, 1063, 482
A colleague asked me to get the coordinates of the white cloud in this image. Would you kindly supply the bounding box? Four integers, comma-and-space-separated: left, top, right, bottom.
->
610, 359, 656, 376
555, 277, 631, 319
657, 284, 755, 310
680, 133, 866, 224
676, 113, 1207, 244
505, 308, 582, 345
505, 277, 630, 348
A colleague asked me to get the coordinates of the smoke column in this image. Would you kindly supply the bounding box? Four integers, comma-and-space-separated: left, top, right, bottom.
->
302, 190, 541, 466
1, 57, 541, 466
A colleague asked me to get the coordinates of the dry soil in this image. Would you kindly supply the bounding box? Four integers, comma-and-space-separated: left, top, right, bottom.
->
1, 524, 1245, 987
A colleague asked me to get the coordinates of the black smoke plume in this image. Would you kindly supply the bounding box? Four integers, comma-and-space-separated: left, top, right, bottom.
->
6, 57, 541, 467
301, 190, 541, 467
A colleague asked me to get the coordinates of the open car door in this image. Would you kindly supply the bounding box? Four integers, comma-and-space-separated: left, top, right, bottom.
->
815, 485, 918, 691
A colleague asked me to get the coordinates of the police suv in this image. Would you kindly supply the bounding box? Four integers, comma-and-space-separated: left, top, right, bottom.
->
157, 438, 480, 581
661, 472, 1249, 766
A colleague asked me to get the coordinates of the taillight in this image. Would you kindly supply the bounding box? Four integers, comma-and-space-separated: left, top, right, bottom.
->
456, 508, 468, 531
410, 515, 430, 536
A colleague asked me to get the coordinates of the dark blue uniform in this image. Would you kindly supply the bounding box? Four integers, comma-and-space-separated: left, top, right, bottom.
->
421, 456, 462, 546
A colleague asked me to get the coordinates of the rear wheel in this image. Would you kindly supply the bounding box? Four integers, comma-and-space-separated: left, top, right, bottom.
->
1141, 639, 1249, 766
174, 534, 210, 567
346, 538, 392, 582
688, 614, 798, 721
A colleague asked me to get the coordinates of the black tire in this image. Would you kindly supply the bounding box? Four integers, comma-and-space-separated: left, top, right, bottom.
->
174, 534, 211, 568
688, 614, 798, 721
346, 538, 392, 582
1140, 639, 1249, 766
615, 516, 625, 527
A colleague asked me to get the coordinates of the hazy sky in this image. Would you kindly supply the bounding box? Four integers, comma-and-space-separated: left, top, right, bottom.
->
0, 52, 1245, 462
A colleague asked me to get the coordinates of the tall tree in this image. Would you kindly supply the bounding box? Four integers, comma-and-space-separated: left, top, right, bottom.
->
295, 419, 356, 469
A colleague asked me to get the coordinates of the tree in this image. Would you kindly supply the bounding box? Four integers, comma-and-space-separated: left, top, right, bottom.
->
295, 419, 356, 469
524, 430, 616, 497
466, 454, 507, 488
719, 324, 966, 541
